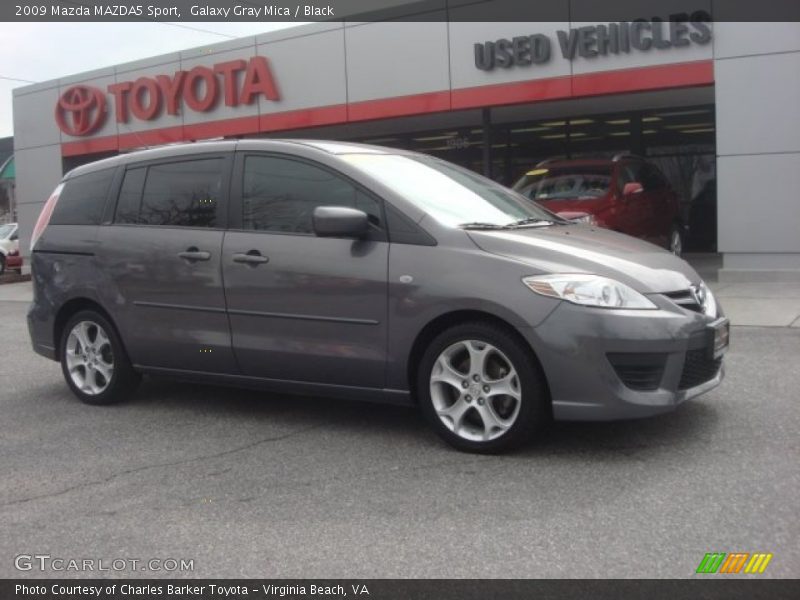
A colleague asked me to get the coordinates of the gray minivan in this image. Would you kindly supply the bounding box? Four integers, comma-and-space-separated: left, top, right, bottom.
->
28, 140, 728, 452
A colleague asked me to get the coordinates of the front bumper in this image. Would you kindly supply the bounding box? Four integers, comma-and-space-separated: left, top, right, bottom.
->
522, 295, 726, 421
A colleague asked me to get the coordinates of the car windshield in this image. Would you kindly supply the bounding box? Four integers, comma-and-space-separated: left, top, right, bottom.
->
341, 153, 560, 228
0, 224, 15, 239
514, 166, 612, 201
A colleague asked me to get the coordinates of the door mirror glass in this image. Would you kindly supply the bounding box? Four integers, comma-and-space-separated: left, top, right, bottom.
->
622, 182, 644, 196
312, 206, 369, 238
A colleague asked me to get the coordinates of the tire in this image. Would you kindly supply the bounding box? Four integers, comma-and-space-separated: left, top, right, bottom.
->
669, 224, 684, 256
0, 255, 5, 276
417, 321, 549, 453
59, 309, 140, 405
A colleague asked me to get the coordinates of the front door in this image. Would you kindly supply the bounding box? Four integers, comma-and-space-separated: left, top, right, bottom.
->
616, 161, 656, 242
222, 153, 389, 389
97, 153, 237, 374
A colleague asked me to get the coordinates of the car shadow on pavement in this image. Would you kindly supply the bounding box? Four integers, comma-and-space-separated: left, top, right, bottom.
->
131, 375, 427, 440
128, 375, 722, 457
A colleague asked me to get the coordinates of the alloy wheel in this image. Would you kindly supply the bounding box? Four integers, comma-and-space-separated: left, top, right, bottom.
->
670, 229, 683, 255
65, 320, 115, 395
429, 339, 522, 442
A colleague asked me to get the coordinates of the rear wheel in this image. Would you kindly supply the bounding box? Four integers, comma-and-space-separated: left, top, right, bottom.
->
0, 255, 5, 276
59, 310, 140, 405
417, 322, 548, 453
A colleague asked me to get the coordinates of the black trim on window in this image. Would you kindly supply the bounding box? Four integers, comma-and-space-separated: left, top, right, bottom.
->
385, 204, 437, 246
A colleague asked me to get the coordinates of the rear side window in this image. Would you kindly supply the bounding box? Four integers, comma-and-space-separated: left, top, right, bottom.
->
50, 168, 114, 225
242, 155, 381, 234
115, 167, 147, 224
115, 158, 223, 228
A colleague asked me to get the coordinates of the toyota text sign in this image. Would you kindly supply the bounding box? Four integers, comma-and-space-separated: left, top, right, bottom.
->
55, 56, 280, 136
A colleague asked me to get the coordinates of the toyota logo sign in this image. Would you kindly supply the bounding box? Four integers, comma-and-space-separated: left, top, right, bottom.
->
55, 85, 107, 136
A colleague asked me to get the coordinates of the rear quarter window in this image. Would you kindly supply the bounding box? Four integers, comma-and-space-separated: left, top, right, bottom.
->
50, 168, 115, 225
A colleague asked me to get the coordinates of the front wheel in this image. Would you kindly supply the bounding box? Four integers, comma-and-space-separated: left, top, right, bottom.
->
60, 310, 140, 405
417, 322, 549, 453
669, 225, 684, 256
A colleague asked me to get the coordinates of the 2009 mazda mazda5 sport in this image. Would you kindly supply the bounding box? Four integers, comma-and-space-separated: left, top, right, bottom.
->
27, 140, 728, 453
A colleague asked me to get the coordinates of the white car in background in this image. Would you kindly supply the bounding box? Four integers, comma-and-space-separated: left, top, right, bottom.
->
0, 223, 21, 275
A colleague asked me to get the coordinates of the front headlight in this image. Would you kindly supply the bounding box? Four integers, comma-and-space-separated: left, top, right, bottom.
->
698, 281, 717, 318
523, 274, 658, 309
570, 214, 597, 226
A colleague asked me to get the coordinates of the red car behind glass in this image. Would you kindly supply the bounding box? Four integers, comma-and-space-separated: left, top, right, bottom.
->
513, 155, 684, 255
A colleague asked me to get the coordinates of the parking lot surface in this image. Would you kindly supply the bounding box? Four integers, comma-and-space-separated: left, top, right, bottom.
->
0, 299, 797, 578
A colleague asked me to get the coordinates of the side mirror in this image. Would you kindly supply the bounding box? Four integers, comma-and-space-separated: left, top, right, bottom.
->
622, 182, 644, 197
312, 206, 369, 238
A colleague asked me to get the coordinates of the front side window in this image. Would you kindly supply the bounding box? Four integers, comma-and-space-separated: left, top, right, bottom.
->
50, 168, 115, 225
618, 163, 643, 190
640, 164, 668, 191
343, 153, 559, 228
242, 155, 381, 234
0, 224, 15, 239
115, 159, 223, 228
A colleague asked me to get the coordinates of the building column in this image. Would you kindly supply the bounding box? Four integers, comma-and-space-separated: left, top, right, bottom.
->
482, 108, 491, 178
714, 23, 800, 281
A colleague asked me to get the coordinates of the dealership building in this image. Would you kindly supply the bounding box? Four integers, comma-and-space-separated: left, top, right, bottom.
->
11, 15, 800, 279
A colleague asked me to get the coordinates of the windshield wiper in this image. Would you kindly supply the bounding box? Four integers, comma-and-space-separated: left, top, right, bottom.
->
506, 217, 560, 228
457, 222, 511, 230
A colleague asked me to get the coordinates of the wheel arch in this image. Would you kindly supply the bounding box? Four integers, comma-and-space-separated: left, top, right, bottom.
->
406, 309, 551, 406
53, 298, 125, 361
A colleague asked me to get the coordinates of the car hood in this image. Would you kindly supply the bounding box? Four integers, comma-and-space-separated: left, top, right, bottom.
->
467, 225, 699, 293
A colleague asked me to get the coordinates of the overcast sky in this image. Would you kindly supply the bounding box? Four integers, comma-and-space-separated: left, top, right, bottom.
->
0, 22, 302, 139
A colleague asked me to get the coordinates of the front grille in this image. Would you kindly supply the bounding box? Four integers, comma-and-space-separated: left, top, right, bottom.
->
607, 353, 667, 391
678, 349, 722, 390
664, 290, 702, 313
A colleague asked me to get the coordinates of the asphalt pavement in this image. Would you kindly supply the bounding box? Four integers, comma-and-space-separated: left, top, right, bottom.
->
0, 297, 798, 579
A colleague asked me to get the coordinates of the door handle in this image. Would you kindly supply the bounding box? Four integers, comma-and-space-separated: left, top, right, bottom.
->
232, 250, 269, 265
178, 247, 211, 262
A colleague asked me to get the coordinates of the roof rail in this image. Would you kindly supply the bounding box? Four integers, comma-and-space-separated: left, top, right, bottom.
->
612, 152, 644, 162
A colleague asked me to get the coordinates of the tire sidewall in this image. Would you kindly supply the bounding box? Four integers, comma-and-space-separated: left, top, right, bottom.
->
417, 322, 547, 453
60, 310, 134, 405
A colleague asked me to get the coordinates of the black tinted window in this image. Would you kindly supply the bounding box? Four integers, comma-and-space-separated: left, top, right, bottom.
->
115, 167, 146, 224
51, 168, 114, 225
641, 164, 667, 191
115, 159, 223, 228
243, 156, 380, 233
